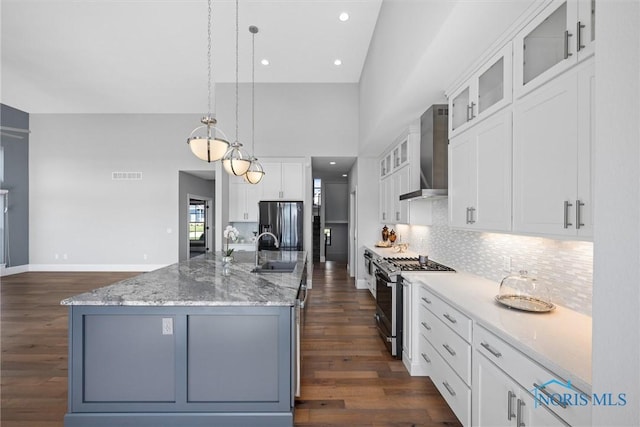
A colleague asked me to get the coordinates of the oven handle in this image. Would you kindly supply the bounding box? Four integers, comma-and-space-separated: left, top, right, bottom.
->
375, 270, 393, 287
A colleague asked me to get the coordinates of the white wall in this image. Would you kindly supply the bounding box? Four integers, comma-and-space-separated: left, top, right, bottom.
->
216, 83, 359, 158
29, 114, 208, 269
28, 83, 358, 269
592, 0, 640, 424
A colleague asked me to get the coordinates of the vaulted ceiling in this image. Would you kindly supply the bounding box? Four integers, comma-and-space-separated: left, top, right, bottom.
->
1, 0, 382, 113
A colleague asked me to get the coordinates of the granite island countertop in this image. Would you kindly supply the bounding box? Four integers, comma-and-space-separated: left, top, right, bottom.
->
61, 250, 307, 307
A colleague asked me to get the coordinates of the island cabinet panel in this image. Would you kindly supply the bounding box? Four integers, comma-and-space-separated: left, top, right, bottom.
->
187, 314, 280, 402
83, 315, 176, 402
66, 305, 294, 427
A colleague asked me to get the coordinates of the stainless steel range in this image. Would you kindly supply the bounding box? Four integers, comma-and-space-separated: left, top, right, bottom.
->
373, 255, 455, 358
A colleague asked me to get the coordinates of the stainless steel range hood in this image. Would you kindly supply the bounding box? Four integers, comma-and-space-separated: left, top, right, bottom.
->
399, 104, 449, 201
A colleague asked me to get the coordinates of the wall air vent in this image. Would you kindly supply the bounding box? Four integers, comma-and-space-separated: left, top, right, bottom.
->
112, 172, 143, 180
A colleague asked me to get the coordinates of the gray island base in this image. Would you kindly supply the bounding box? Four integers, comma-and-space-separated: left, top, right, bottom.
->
62, 251, 307, 427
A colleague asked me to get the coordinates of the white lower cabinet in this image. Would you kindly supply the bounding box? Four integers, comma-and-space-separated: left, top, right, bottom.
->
408, 282, 590, 426
474, 324, 590, 426
428, 338, 471, 426
417, 283, 471, 425
474, 352, 565, 426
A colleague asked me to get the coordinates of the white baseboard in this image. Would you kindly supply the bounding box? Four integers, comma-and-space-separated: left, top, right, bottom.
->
356, 278, 369, 290
1, 264, 29, 277
26, 264, 167, 273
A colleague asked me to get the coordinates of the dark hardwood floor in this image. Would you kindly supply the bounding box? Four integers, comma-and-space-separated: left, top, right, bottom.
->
0, 265, 461, 427
296, 261, 461, 426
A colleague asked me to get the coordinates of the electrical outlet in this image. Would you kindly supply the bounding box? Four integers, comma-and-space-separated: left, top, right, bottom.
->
162, 318, 173, 335
502, 256, 511, 272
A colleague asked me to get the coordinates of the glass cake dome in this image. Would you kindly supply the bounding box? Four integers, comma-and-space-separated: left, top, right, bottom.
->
495, 270, 555, 313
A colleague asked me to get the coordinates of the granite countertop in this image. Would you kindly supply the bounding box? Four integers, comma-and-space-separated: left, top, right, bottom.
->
402, 271, 592, 394
61, 251, 307, 307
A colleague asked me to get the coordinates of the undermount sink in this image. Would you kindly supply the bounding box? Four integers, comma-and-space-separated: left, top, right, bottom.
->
252, 261, 297, 273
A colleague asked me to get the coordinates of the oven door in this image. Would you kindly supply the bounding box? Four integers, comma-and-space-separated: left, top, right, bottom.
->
374, 268, 401, 358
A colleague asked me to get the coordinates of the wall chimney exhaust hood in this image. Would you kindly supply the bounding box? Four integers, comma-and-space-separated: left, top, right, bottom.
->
399, 105, 449, 201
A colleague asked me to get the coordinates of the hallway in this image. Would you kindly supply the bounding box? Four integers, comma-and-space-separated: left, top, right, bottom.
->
296, 261, 461, 426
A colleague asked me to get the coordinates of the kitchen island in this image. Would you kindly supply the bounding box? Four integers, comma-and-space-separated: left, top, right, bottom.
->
61, 250, 307, 427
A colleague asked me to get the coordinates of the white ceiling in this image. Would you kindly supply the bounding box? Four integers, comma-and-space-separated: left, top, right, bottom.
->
1, 0, 382, 114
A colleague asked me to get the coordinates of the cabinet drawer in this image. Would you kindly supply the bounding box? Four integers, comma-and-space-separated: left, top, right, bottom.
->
420, 304, 471, 386
418, 285, 472, 342
427, 339, 470, 426
417, 333, 435, 375
474, 324, 591, 426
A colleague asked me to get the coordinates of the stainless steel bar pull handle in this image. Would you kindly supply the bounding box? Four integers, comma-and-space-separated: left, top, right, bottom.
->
442, 381, 456, 397
443, 343, 456, 356
563, 201, 573, 228
480, 341, 502, 358
576, 200, 585, 229
577, 21, 586, 51
517, 399, 526, 427
466, 104, 472, 122
421, 352, 431, 364
564, 30, 573, 59
443, 313, 457, 324
465, 207, 470, 224
507, 391, 516, 421
470, 101, 476, 119
421, 296, 432, 305
533, 383, 568, 408
468, 207, 476, 224
421, 321, 431, 331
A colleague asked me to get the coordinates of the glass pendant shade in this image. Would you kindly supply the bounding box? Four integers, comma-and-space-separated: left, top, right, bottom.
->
243, 157, 265, 184
187, 119, 229, 163
222, 143, 251, 176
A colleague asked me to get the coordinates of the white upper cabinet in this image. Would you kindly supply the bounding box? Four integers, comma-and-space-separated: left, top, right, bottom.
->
378, 131, 419, 224
449, 110, 512, 232
514, 0, 595, 98
392, 165, 411, 224
512, 58, 593, 238
379, 176, 392, 223
229, 179, 260, 222
449, 43, 513, 138
260, 161, 304, 201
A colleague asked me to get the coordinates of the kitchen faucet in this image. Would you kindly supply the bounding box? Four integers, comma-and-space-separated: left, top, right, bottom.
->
255, 232, 279, 267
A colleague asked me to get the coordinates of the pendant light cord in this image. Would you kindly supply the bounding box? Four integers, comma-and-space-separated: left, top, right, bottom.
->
207, 0, 212, 117
248, 25, 259, 157
234, 0, 239, 143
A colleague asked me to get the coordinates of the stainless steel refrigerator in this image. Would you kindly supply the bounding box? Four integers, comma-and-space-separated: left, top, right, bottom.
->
258, 201, 304, 251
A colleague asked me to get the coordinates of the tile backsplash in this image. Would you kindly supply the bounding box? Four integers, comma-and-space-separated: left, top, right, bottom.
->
394, 199, 593, 316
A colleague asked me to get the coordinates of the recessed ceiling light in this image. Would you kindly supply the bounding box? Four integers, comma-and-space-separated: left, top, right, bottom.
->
339, 12, 350, 22
330, 161, 336, 165
342, 174, 347, 177
334, 59, 342, 66
261, 59, 270, 66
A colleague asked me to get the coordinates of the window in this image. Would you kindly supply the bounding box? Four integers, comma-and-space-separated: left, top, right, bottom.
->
313, 178, 322, 207
189, 202, 206, 241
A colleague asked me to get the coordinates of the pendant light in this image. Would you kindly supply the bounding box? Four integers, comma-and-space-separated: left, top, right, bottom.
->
222, 0, 251, 176
186, 0, 229, 162
243, 25, 265, 185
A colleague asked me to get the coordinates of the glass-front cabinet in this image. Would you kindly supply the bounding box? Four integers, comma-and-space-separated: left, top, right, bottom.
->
448, 43, 512, 138
514, 0, 595, 97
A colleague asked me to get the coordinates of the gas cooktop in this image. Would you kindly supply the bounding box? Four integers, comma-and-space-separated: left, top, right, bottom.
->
384, 257, 456, 272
